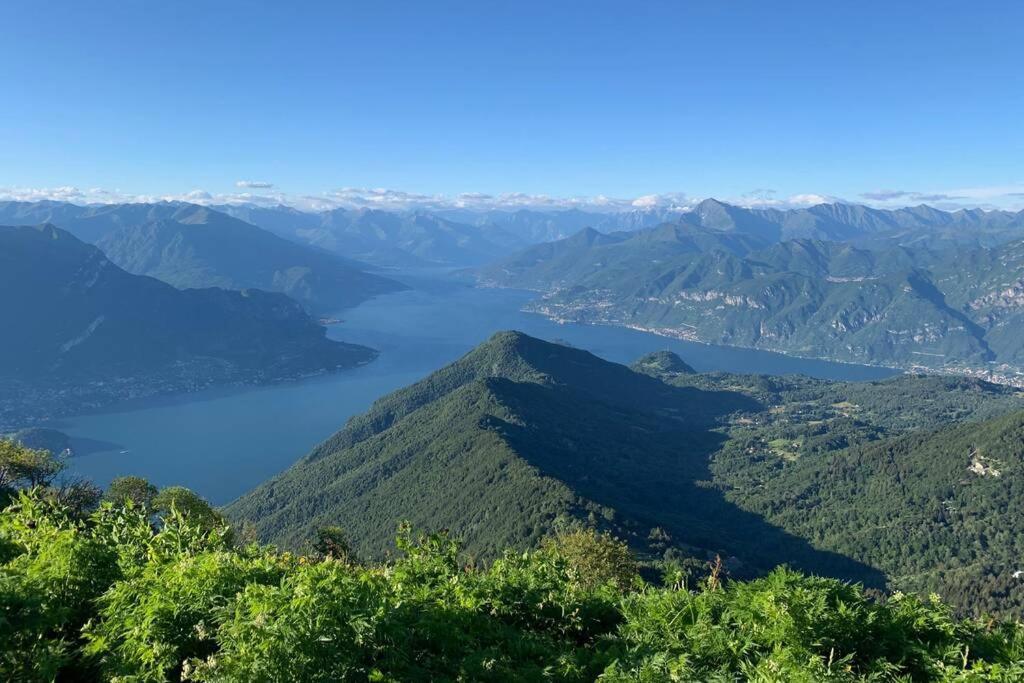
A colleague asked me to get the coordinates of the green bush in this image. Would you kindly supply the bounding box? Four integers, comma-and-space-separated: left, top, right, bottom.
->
2, 489, 1024, 681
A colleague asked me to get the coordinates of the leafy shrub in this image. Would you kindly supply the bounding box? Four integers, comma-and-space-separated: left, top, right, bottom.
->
2, 491, 1024, 681
601, 568, 1024, 681
541, 529, 640, 593
0, 491, 121, 679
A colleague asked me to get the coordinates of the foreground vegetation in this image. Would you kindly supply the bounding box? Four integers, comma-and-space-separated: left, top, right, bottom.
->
3, 483, 1024, 682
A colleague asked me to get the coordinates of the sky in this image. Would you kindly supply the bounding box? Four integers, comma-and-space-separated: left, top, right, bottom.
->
2, 0, 1023, 212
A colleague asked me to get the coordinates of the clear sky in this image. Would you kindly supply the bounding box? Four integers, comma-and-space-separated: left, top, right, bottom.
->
2, 0, 1022, 210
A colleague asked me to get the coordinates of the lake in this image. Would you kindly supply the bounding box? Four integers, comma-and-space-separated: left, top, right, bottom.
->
57, 271, 898, 504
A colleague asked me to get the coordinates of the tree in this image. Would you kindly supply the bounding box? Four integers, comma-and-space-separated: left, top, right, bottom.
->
312, 525, 352, 561
151, 486, 225, 532
0, 438, 101, 516
103, 476, 159, 510
541, 528, 639, 591
0, 439, 65, 493
52, 479, 103, 516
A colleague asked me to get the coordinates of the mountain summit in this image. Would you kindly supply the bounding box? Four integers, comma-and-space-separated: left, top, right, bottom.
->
227, 331, 878, 584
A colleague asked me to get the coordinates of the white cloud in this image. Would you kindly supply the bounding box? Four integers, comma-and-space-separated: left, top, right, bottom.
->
856, 183, 1024, 212
787, 193, 834, 207
1, 183, 1020, 214
631, 194, 662, 209
627, 192, 695, 210
0, 185, 88, 202
729, 192, 838, 209
236, 180, 274, 189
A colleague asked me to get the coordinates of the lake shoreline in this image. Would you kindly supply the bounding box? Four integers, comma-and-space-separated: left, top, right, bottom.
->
54, 273, 901, 503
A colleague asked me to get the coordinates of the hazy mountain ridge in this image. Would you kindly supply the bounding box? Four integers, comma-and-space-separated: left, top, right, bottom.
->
217, 204, 524, 267
0, 201, 405, 313
8, 196, 1022, 272
218, 197, 1024, 267
0, 224, 375, 427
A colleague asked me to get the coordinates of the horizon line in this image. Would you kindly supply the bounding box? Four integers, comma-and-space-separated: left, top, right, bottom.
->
2, 186, 1022, 215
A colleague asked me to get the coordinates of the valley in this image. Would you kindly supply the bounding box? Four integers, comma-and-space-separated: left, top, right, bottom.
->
56, 270, 895, 504
8, 7, 1024, 677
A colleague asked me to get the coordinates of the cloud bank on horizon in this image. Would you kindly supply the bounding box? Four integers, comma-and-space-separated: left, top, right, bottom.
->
1, 182, 1022, 214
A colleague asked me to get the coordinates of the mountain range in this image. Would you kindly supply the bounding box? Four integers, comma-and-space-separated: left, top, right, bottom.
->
0, 224, 375, 426
227, 331, 1024, 615
220, 197, 1024, 266
0, 201, 404, 313
6, 197, 1024, 274
479, 217, 1024, 381
10, 196, 1024, 382
216, 205, 522, 267
673, 198, 1024, 247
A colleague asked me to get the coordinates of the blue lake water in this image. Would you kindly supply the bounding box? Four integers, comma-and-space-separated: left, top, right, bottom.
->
57, 271, 898, 504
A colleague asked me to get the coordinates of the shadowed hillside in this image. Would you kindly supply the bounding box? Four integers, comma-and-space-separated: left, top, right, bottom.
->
228, 331, 884, 586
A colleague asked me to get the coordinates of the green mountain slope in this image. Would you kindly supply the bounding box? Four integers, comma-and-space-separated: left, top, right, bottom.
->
230, 336, 1024, 615
482, 232, 1024, 379
0, 225, 375, 426
227, 332, 881, 584
630, 350, 697, 377
477, 223, 766, 291
722, 409, 1024, 615
638, 362, 1024, 615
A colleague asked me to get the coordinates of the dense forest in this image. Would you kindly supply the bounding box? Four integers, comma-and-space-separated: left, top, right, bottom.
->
658, 362, 1024, 616
3, 444, 1024, 681
229, 332, 1024, 617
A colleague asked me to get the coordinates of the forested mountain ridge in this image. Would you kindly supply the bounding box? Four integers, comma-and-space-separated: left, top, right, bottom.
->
228, 331, 880, 581
717, 408, 1024, 615
480, 229, 1024, 383
227, 332, 1024, 616
635, 358, 1024, 615
0, 201, 404, 312
0, 224, 375, 427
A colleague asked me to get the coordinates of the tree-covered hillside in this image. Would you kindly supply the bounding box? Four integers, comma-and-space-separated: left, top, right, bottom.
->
226, 331, 806, 568
648, 362, 1024, 616
718, 409, 1024, 616
479, 228, 1024, 381
227, 332, 1024, 617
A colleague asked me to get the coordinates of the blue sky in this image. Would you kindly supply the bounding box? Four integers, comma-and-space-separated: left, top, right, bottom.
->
2, 1, 1022, 210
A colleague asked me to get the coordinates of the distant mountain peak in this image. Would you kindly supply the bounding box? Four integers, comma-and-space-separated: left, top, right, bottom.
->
564, 225, 604, 244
